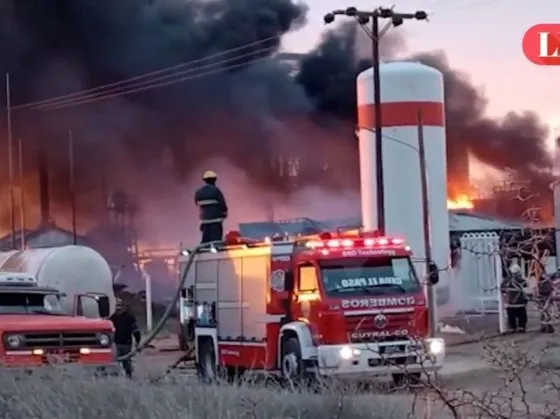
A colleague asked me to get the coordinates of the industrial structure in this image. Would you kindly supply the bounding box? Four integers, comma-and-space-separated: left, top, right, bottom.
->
356, 61, 449, 289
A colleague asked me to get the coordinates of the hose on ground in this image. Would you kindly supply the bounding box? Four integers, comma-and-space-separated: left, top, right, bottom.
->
149, 347, 196, 383
117, 240, 223, 362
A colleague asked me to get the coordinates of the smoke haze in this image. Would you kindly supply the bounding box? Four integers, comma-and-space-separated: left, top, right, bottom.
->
0, 1, 553, 245
297, 22, 553, 198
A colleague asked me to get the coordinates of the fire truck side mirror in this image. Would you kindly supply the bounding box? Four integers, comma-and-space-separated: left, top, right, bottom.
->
428, 261, 439, 285
285, 271, 294, 291
281, 272, 294, 310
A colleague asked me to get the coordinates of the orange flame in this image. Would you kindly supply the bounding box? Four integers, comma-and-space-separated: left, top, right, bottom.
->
447, 194, 474, 210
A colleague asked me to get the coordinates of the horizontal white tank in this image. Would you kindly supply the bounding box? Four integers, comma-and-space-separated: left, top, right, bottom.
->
0, 245, 115, 317
356, 61, 450, 305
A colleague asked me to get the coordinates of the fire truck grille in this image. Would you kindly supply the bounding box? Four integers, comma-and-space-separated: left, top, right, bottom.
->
345, 313, 415, 343
21, 332, 100, 349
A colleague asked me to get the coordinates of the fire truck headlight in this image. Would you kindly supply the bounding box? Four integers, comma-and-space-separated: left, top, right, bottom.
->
5, 334, 23, 349
97, 333, 111, 346
339, 346, 360, 360
427, 338, 444, 355
339, 346, 352, 359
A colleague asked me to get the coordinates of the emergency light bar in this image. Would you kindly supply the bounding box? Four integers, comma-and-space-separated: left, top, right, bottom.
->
0, 273, 38, 287
218, 230, 407, 250
305, 236, 405, 249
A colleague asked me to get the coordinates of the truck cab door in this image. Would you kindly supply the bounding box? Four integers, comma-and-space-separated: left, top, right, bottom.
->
292, 263, 321, 321
74, 293, 111, 318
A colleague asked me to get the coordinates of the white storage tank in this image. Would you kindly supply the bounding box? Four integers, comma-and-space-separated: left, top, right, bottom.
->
356, 61, 450, 303
0, 245, 116, 317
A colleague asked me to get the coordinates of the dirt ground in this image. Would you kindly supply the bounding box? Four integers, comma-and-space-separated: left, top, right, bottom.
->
135, 331, 560, 417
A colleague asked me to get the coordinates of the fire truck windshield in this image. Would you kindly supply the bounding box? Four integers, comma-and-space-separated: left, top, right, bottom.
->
0, 292, 64, 315
320, 256, 421, 297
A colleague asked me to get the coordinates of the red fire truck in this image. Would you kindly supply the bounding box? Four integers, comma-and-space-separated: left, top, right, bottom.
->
177, 229, 444, 385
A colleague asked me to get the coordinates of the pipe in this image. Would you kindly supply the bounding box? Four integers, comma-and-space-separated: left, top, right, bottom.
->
141, 269, 153, 333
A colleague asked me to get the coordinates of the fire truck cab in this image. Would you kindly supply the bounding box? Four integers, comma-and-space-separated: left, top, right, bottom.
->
178, 230, 444, 384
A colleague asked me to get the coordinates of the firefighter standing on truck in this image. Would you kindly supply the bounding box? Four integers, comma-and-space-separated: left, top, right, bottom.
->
194, 170, 228, 244
500, 263, 528, 333
109, 298, 142, 378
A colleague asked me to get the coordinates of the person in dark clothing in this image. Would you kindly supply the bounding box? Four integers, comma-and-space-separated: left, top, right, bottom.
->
194, 170, 228, 244
109, 298, 141, 378
537, 273, 555, 333
500, 263, 528, 333
537, 270, 560, 333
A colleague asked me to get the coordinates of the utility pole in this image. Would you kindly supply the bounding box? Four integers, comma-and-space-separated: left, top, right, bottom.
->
417, 110, 436, 337
5, 73, 16, 249
68, 130, 77, 245
17, 138, 25, 249
324, 7, 427, 234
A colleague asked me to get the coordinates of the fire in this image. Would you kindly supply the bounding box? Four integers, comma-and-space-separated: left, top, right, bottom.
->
447, 194, 474, 210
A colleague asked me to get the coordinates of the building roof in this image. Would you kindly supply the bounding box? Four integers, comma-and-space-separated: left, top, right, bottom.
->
238, 211, 526, 239
448, 211, 525, 232
0, 223, 87, 250
238, 217, 359, 239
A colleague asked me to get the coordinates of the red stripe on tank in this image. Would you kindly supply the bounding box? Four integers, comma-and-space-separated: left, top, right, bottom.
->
357, 101, 444, 128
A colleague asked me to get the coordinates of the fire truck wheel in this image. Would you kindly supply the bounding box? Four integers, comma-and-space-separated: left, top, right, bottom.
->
197, 340, 217, 382
281, 337, 305, 382
392, 372, 421, 387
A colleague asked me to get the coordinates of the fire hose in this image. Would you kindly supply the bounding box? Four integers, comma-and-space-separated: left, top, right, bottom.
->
116, 240, 222, 363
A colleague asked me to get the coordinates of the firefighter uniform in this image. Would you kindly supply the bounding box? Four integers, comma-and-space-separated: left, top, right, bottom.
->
500, 264, 528, 332
194, 170, 228, 244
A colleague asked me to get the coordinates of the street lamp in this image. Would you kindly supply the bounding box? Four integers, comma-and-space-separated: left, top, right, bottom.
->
324, 7, 427, 235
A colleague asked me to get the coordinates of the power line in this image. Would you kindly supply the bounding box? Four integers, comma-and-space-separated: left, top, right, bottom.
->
12, 35, 279, 111
11, 1, 526, 112
32, 46, 275, 111
34, 51, 274, 111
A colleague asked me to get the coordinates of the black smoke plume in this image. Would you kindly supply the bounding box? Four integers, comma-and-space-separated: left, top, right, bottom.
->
297, 22, 553, 204
0, 0, 321, 235
0, 2, 553, 241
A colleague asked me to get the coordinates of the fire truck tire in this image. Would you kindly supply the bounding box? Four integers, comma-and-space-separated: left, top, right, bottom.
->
392, 372, 421, 387
197, 339, 217, 382
178, 333, 188, 351
281, 337, 308, 383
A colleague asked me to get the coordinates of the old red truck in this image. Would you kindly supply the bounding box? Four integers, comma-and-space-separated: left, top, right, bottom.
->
0, 273, 118, 374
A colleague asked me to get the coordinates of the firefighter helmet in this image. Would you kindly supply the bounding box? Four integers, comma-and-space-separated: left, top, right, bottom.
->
203, 170, 217, 180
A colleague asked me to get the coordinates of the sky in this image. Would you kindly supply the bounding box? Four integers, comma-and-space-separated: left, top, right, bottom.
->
282, 0, 560, 144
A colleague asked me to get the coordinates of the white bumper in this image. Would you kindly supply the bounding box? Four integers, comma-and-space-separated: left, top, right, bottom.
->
314, 338, 445, 378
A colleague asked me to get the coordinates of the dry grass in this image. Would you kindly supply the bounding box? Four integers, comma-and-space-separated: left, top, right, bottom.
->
0, 370, 415, 419
5, 334, 560, 418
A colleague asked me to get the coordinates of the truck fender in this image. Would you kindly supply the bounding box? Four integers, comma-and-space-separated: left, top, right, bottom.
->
278, 321, 317, 364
